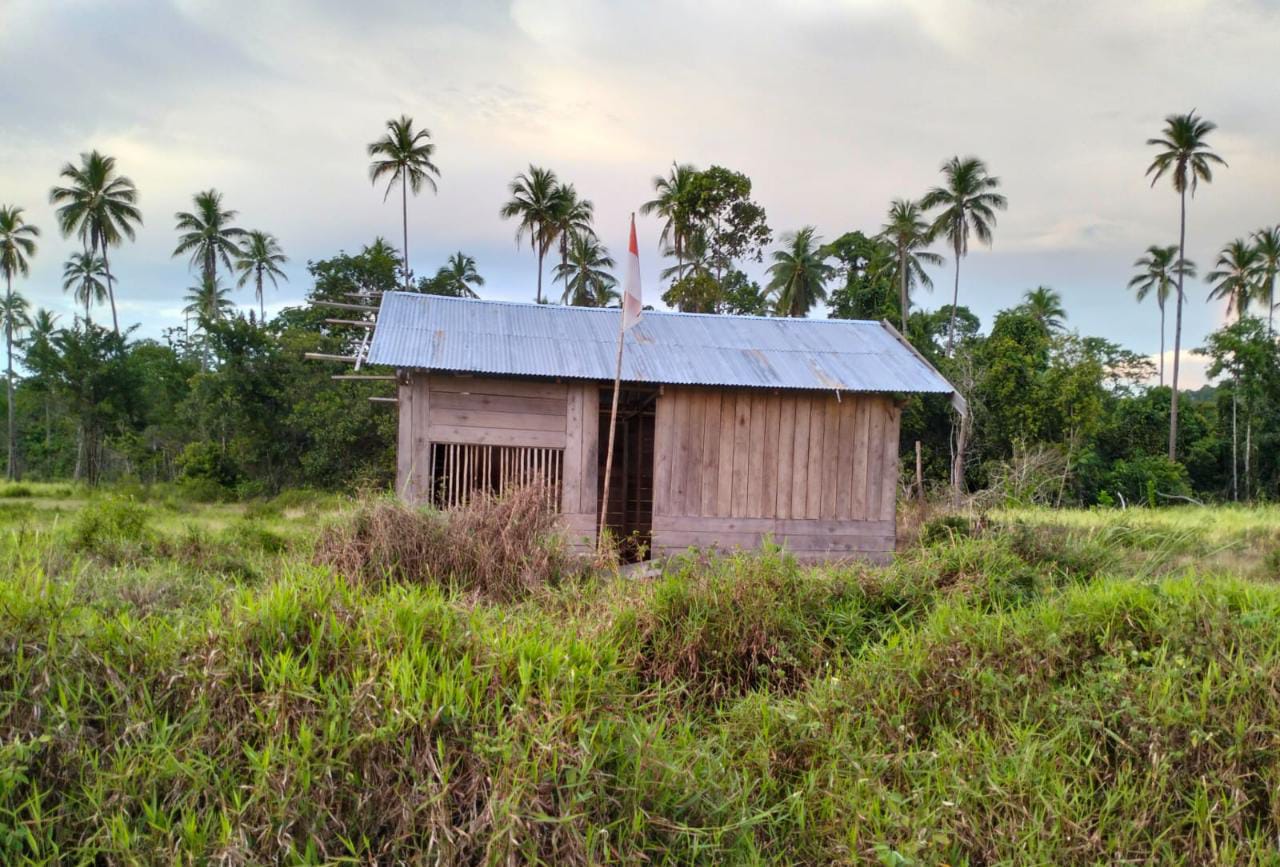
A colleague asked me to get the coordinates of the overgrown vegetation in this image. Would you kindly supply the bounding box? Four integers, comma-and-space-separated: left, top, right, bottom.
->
0, 494, 1278, 863
313, 486, 582, 600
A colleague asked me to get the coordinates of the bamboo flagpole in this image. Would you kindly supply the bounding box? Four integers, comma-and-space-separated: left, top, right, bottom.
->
598, 213, 644, 551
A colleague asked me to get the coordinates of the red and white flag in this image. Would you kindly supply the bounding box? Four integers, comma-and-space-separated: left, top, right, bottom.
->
621, 214, 642, 331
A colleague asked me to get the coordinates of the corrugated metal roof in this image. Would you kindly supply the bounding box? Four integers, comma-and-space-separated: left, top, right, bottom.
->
367, 292, 957, 395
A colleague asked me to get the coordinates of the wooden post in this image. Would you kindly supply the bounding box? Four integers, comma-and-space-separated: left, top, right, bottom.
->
915, 440, 923, 502
598, 315, 626, 551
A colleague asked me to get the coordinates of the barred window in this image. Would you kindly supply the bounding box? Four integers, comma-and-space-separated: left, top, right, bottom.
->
430, 443, 562, 510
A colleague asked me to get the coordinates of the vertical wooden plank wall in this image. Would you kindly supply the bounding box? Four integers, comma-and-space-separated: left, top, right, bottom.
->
650, 387, 900, 561
560, 383, 600, 551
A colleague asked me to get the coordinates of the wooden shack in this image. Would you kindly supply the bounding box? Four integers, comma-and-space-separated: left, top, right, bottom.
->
366, 293, 963, 562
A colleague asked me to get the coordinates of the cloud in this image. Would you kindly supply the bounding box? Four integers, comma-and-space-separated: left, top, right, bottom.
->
0, 0, 1276, 360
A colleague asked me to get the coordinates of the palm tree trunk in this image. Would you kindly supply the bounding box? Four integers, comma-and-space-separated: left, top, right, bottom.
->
1269, 273, 1276, 338
1158, 302, 1165, 388
5, 271, 14, 481
1231, 379, 1238, 502
401, 177, 410, 291
899, 247, 909, 333
1169, 188, 1186, 461
100, 232, 120, 336
1245, 415, 1252, 501
535, 246, 545, 305
257, 268, 265, 324
946, 251, 961, 354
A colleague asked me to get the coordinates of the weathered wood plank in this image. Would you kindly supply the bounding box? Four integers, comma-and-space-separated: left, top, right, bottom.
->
430, 391, 566, 416
652, 530, 894, 554
746, 393, 767, 516
700, 391, 722, 517
761, 393, 781, 519
864, 396, 887, 521
776, 396, 796, 520
879, 402, 901, 522
670, 389, 691, 515
562, 385, 584, 513
790, 396, 810, 520
731, 392, 751, 518
835, 396, 857, 519
428, 375, 569, 401
426, 425, 565, 448
429, 407, 567, 432
850, 397, 871, 520
715, 393, 736, 516
653, 390, 674, 518
652, 515, 895, 536
580, 386, 600, 521
684, 390, 705, 516
804, 398, 825, 519
819, 398, 841, 519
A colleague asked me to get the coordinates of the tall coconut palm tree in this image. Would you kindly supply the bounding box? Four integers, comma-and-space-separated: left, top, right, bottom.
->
62, 252, 112, 324
499, 166, 562, 304
1252, 226, 1280, 336
1205, 238, 1261, 502
554, 232, 618, 307
1206, 239, 1263, 321
640, 162, 699, 286
551, 185, 595, 290
0, 207, 38, 481
767, 227, 833, 318
660, 228, 711, 285
1128, 245, 1194, 387
27, 309, 58, 345
234, 230, 288, 323
0, 292, 30, 481
879, 198, 944, 331
173, 190, 245, 286
920, 156, 1007, 353
429, 252, 485, 298
1021, 286, 1067, 333
49, 150, 141, 335
368, 115, 440, 290
1146, 110, 1226, 460
183, 275, 235, 326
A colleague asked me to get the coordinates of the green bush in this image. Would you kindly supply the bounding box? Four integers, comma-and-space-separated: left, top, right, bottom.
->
223, 519, 287, 555
613, 547, 849, 702
0, 484, 33, 499
919, 513, 974, 545
69, 496, 152, 552
1102, 455, 1192, 507
176, 441, 238, 499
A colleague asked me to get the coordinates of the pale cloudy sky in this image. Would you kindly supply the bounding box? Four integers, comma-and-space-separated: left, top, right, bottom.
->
3, 0, 1279, 385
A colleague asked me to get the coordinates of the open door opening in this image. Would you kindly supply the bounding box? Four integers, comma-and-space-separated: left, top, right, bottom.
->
598, 385, 658, 562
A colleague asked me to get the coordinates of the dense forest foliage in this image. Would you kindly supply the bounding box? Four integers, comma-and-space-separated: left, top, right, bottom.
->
1, 112, 1277, 504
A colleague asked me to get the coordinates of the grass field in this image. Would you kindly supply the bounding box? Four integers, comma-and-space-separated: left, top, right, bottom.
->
1, 483, 1279, 864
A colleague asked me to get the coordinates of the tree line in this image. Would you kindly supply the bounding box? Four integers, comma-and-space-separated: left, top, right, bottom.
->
0, 111, 1276, 504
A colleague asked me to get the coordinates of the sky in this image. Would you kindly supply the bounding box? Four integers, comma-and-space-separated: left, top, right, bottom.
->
3, 0, 1279, 387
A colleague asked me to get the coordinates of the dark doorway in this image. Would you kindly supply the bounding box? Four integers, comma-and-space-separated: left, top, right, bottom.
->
597, 386, 658, 561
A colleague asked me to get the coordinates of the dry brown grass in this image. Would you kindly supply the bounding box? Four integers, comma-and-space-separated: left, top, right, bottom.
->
313, 486, 583, 601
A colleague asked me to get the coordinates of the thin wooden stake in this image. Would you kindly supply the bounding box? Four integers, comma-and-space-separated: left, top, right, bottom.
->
598, 310, 627, 551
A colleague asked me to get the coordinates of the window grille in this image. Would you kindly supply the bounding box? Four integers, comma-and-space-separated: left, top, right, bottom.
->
430, 443, 562, 510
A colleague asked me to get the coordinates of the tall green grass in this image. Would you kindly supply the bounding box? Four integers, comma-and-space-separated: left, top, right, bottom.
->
0, 499, 1278, 863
